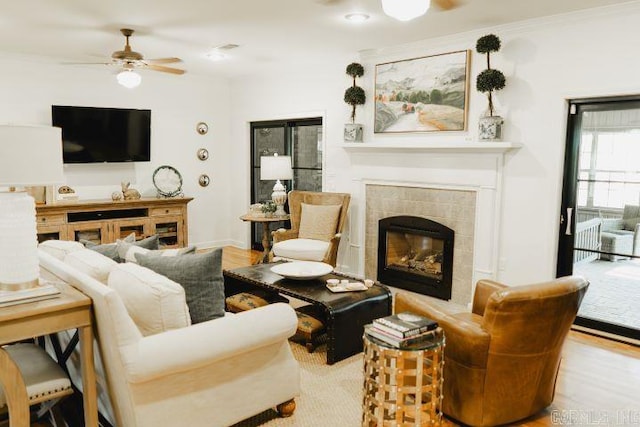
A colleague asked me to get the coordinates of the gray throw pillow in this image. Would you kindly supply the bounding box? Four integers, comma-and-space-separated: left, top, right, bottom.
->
82, 234, 159, 262
135, 248, 224, 324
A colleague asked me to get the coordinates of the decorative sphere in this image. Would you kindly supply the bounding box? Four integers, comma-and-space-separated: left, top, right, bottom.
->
111, 192, 123, 201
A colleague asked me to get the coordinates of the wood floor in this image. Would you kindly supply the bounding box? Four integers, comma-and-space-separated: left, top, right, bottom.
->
223, 246, 640, 427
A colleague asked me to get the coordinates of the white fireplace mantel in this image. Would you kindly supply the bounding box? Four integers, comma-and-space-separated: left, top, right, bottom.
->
340, 142, 520, 306
341, 141, 521, 153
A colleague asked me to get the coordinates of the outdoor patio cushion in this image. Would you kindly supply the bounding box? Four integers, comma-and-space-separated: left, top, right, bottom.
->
273, 238, 330, 262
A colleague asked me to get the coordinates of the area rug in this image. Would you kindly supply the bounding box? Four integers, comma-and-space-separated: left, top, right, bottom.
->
234, 341, 364, 427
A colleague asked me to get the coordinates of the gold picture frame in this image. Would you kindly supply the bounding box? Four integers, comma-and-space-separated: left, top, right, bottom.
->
374, 50, 470, 133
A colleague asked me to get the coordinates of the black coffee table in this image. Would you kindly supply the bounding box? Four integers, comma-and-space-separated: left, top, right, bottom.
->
223, 263, 392, 364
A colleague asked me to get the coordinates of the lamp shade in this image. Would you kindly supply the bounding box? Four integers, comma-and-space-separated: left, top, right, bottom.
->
0, 125, 64, 187
260, 155, 293, 180
381, 0, 430, 21
0, 125, 63, 290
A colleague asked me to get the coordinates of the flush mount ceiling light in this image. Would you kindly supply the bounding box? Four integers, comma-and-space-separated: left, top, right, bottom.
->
206, 44, 239, 61
205, 50, 228, 61
117, 68, 141, 88
382, 0, 430, 21
345, 13, 370, 23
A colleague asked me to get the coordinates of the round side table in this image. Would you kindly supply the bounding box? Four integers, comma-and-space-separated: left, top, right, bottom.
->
362, 327, 445, 426
240, 214, 289, 263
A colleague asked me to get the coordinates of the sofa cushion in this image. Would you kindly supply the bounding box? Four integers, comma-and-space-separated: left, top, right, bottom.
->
135, 248, 225, 324
298, 203, 341, 242
38, 240, 85, 260
82, 234, 159, 262
272, 238, 330, 262
108, 263, 191, 336
64, 249, 119, 284
117, 240, 196, 264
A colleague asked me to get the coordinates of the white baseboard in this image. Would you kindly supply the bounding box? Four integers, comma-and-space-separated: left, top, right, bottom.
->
193, 239, 244, 250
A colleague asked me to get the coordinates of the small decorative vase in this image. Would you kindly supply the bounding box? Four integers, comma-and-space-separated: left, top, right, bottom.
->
478, 115, 504, 141
344, 123, 363, 143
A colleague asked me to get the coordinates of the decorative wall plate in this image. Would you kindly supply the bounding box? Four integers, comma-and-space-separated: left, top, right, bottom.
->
198, 174, 210, 187
197, 148, 209, 161
196, 122, 209, 135
153, 165, 183, 197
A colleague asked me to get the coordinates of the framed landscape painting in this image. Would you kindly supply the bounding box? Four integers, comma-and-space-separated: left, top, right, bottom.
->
374, 50, 470, 133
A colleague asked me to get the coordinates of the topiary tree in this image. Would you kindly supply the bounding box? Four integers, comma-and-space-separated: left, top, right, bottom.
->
344, 63, 366, 123
476, 34, 506, 117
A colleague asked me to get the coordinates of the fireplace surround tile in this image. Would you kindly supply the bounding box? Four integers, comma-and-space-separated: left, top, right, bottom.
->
365, 184, 476, 306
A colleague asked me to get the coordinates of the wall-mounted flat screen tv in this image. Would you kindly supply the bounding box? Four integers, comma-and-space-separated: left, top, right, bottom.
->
52, 105, 151, 163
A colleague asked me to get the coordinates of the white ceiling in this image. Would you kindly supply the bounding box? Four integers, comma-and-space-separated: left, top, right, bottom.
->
0, 0, 633, 78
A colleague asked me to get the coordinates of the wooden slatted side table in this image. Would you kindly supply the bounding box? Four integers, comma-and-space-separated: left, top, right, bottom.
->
362, 328, 445, 427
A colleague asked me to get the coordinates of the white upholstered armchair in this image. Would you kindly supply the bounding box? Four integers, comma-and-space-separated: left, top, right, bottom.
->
271, 190, 351, 267
38, 250, 300, 427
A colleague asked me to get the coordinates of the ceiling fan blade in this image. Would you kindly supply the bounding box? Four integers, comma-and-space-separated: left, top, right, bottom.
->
146, 64, 186, 75
145, 57, 182, 64
433, 0, 459, 10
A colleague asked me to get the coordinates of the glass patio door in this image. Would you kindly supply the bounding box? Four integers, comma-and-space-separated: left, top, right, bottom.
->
557, 96, 640, 342
250, 118, 323, 250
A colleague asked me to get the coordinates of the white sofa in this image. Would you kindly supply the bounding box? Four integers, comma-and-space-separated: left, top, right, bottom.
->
38, 246, 300, 427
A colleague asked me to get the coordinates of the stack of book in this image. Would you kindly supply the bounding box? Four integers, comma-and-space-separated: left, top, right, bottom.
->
365, 312, 439, 349
0, 281, 61, 307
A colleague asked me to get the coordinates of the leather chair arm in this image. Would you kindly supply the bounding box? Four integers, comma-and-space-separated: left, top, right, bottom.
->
272, 228, 299, 243
472, 280, 508, 316
394, 293, 490, 368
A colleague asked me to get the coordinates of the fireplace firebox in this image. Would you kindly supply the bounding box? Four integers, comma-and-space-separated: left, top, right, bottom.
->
377, 216, 454, 300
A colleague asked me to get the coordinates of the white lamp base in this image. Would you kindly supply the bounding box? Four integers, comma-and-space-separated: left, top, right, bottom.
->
271, 180, 288, 217
0, 191, 40, 291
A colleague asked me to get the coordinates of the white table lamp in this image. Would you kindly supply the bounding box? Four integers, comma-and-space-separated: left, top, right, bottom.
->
260, 154, 293, 217
0, 125, 64, 291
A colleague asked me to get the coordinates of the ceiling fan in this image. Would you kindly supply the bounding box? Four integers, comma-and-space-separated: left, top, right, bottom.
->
75, 28, 185, 88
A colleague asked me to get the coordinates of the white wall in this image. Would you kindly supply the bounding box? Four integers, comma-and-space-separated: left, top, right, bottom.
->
228, 56, 357, 248
0, 55, 232, 247
229, 3, 640, 285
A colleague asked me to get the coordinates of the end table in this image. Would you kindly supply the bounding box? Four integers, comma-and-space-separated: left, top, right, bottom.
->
240, 213, 290, 263
362, 328, 445, 426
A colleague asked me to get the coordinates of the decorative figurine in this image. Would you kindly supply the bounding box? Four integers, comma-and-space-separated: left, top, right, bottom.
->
121, 182, 141, 200
111, 191, 123, 201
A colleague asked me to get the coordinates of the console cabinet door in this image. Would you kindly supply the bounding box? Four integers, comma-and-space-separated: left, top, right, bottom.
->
37, 224, 67, 243
113, 218, 152, 241
67, 221, 111, 244
150, 215, 184, 248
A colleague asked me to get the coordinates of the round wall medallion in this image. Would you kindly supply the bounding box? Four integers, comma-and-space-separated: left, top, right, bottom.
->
198, 174, 211, 187
196, 122, 209, 135
197, 148, 209, 161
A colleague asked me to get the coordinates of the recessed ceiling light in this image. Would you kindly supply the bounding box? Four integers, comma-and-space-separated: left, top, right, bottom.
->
345, 13, 370, 23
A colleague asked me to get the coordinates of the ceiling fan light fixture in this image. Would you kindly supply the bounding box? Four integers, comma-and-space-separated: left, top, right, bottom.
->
382, 0, 430, 21
117, 69, 142, 88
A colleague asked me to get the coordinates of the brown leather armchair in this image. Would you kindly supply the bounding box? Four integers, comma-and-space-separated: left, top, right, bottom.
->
395, 276, 589, 427
271, 190, 350, 267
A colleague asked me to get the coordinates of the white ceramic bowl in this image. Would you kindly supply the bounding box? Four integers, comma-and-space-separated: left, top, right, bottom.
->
270, 261, 334, 280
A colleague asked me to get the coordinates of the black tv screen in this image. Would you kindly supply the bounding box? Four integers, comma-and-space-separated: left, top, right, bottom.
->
52, 105, 151, 163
